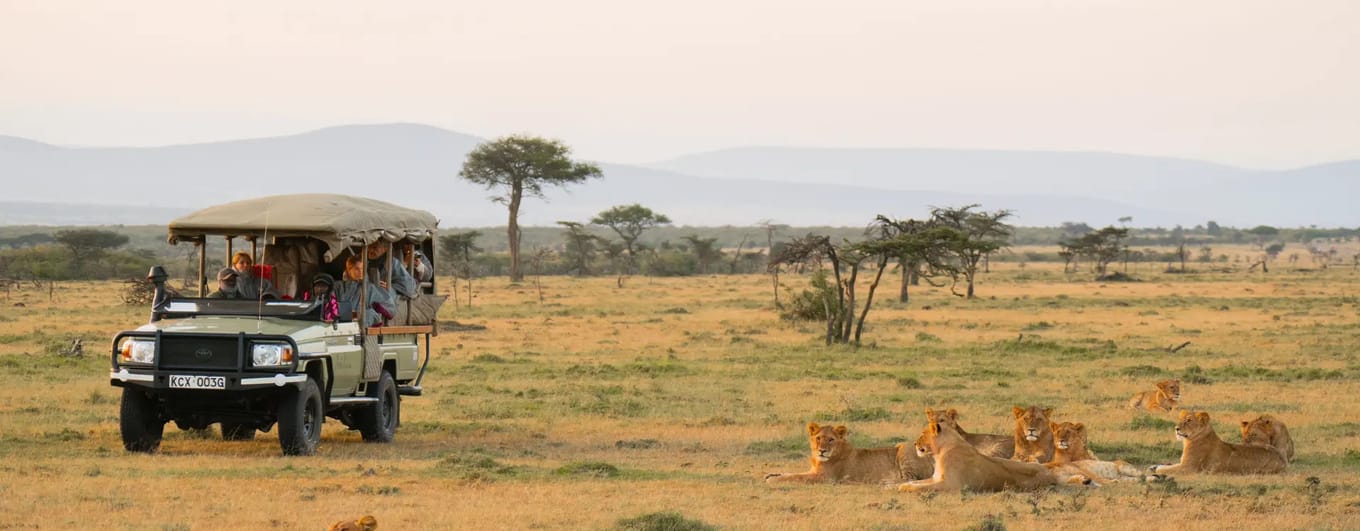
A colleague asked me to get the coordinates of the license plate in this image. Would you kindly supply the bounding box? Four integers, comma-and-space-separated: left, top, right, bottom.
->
169, 375, 227, 390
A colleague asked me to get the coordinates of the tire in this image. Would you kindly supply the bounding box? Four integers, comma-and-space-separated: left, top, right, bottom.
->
119, 388, 164, 453
277, 378, 323, 456
220, 422, 256, 441
356, 371, 399, 443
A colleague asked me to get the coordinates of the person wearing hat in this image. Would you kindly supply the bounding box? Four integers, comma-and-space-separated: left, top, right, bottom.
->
208, 267, 242, 299
305, 273, 340, 321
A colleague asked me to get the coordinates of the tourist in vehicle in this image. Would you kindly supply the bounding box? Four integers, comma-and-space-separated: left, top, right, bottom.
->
366, 243, 419, 299
208, 267, 242, 298
304, 273, 340, 321
231, 251, 279, 299
403, 243, 434, 284
335, 255, 395, 327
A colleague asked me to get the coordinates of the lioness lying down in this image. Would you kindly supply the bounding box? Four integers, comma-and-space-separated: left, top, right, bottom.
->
765, 423, 932, 485
1240, 414, 1294, 462
1128, 379, 1181, 412
931, 408, 1014, 459
1150, 411, 1286, 475
1012, 406, 1056, 463
1046, 422, 1146, 483
898, 414, 1089, 492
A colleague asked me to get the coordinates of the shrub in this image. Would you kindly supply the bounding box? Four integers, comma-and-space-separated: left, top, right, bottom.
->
780, 270, 840, 322
613, 512, 716, 531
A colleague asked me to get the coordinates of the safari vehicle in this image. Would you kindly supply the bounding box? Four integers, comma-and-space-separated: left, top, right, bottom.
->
109, 194, 444, 455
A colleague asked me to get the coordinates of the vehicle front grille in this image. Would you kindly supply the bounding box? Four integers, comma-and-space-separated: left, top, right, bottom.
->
159, 335, 241, 371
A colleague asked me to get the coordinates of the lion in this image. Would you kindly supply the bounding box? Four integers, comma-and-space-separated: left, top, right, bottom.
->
1149, 411, 1287, 475
765, 422, 932, 485
897, 413, 1087, 492
1127, 379, 1181, 412
1012, 406, 1055, 463
1046, 422, 1145, 483
329, 515, 377, 531
1240, 414, 1295, 462
931, 408, 1014, 459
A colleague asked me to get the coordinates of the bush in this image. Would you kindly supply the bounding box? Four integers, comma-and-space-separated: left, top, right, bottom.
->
780, 270, 840, 322
613, 512, 716, 531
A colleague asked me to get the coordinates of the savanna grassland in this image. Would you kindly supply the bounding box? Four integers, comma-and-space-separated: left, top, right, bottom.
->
2, 256, 1360, 530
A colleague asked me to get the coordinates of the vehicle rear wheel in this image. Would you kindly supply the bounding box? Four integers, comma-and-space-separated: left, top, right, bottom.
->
119, 388, 164, 453
220, 422, 256, 441
278, 378, 323, 456
356, 371, 399, 443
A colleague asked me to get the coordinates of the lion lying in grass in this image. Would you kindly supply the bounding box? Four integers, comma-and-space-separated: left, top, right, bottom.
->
1045, 422, 1146, 483
1012, 406, 1055, 463
1127, 379, 1181, 412
329, 515, 377, 531
930, 408, 1014, 459
1240, 414, 1294, 462
898, 412, 1088, 492
765, 422, 932, 485
1150, 411, 1286, 475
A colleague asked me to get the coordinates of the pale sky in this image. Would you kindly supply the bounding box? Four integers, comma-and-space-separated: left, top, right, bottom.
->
2, 0, 1356, 169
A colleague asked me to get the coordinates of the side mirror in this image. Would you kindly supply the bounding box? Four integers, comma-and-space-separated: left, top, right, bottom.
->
147, 265, 170, 322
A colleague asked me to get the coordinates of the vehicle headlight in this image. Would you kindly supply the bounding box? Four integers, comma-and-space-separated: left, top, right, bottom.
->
119, 338, 156, 365
251, 343, 294, 367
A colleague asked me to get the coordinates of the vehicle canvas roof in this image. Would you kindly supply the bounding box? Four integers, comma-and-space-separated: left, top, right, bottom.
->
168, 194, 439, 260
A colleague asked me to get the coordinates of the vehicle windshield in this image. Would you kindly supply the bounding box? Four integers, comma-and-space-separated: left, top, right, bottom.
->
158, 298, 324, 321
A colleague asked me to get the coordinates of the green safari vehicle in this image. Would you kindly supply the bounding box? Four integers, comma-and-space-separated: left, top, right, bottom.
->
109, 194, 444, 455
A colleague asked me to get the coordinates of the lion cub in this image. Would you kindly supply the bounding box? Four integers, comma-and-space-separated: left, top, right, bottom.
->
1127, 379, 1181, 412
931, 408, 1014, 459
1150, 411, 1286, 475
1046, 422, 1145, 483
898, 412, 1082, 492
1012, 406, 1055, 463
329, 515, 377, 531
1240, 414, 1294, 462
765, 422, 932, 485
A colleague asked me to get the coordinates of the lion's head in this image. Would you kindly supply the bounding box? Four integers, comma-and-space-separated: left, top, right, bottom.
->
1013, 406, 1053, 442
1156, 379, 1182, 401
924, 408, 962, 432
1051, 422, 1087, 452
1239, 415, 1278, 446
807, 422, 850, 462
1175, 410, 1212, 441
914, 420, 942, 457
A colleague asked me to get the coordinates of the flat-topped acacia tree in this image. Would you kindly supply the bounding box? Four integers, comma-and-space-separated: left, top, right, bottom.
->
459, 135, 601, 282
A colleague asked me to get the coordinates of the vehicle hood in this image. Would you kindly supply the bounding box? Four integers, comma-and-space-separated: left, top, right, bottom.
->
134, 316, 339, 342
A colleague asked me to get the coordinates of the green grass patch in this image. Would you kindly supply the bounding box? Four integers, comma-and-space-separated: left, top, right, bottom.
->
613, 511, 716, 531
554, 461, 621, 478
1128, 415, 1176, 431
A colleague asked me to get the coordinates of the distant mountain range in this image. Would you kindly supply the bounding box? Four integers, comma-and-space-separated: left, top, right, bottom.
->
2, 123, 1356, 228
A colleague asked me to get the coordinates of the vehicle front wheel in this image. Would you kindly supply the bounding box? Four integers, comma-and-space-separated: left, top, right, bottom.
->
220, 422, 256, 441
120, 388, 164, 453
277, 379, 323, 456
356, 371, 399, 443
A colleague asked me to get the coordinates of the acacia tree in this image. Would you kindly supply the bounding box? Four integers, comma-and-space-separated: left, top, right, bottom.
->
459, 135, 601, 282
871, 216, 959, 304
557, 221, 603, 276
1057, 226, 1129, 276
930, 205, 1013, 298
591, 204, 671, 287
771, 222, 958, 346
680, 235, 721, 274
54, 229, 128, 275
439, 231, 481, 308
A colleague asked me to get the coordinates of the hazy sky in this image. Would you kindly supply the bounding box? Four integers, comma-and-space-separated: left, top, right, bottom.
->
2, 0, 1356, 169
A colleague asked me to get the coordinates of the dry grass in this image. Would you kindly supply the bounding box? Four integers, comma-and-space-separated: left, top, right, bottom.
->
2, 260, 1360, 529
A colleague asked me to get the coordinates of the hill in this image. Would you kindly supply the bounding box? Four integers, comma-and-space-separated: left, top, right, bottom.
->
2, 124, 1354, 227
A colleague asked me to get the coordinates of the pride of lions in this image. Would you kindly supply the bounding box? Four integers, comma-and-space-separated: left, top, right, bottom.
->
765, 379, 1295, 491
